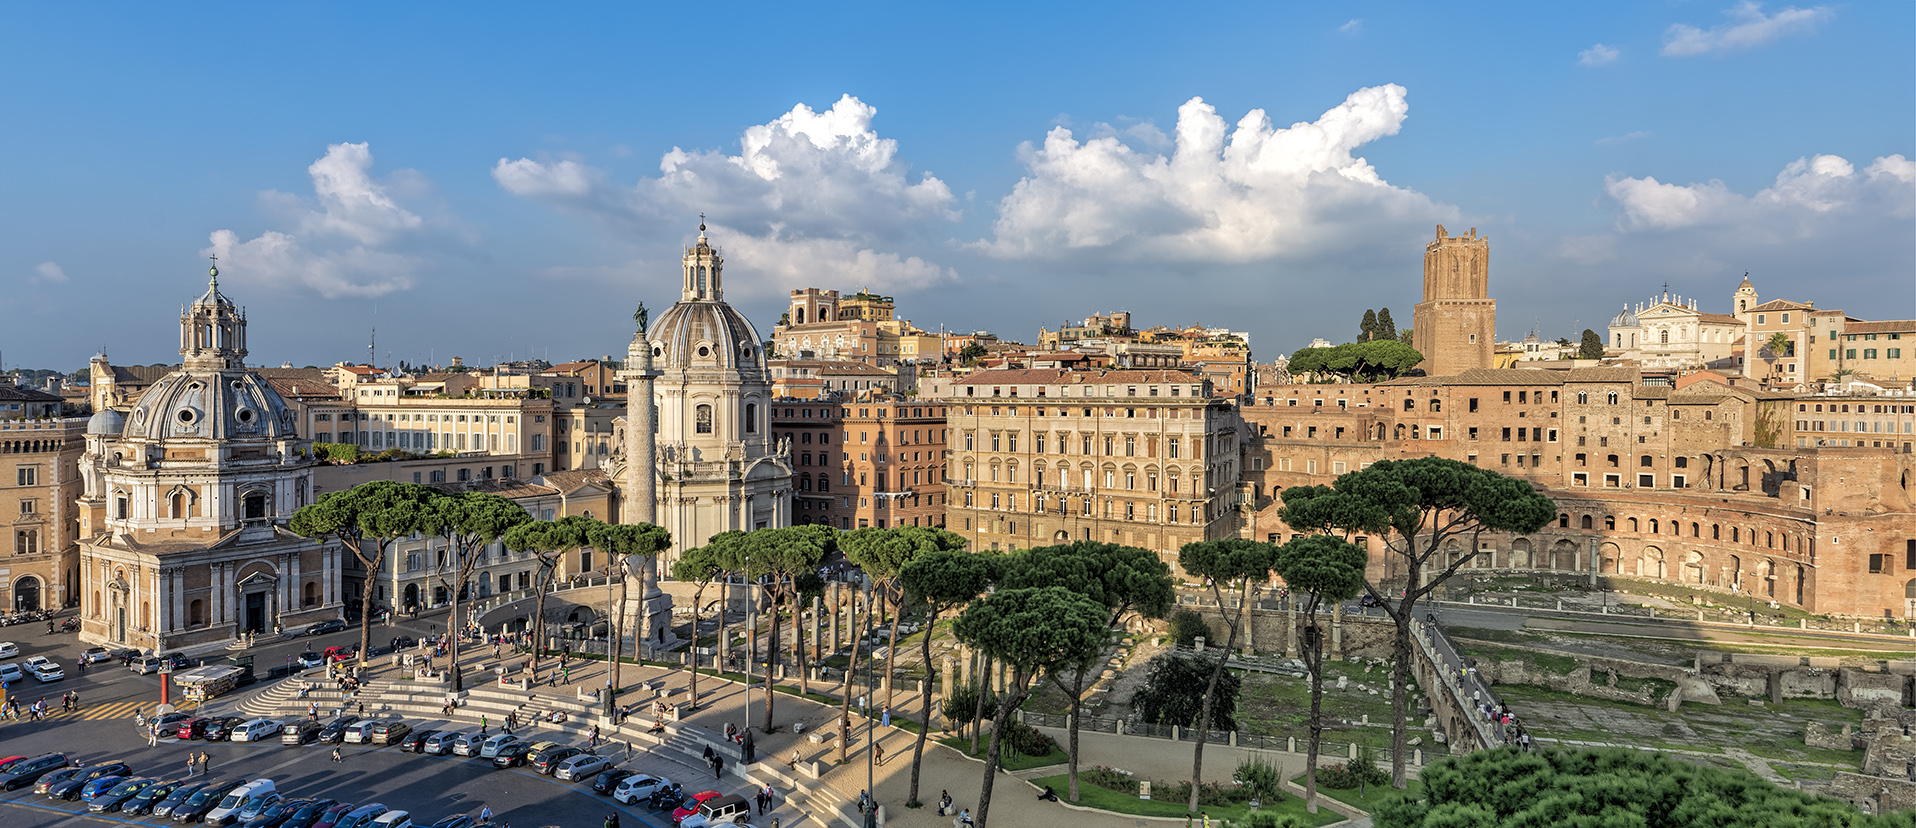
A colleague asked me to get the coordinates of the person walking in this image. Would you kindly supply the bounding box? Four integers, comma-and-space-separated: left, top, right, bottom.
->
481, 714, 488, 735
187, 757, 197, 778
201, 752, 212, 774
331, 747, 344, 763
873, 742, 885, 766
479, 806, 492, 824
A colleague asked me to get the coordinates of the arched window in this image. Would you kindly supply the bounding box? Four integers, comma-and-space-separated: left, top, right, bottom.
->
170, 491, 186, 519
744, 403, 758, 434
188, 599, 206, 625
695, 404, 713, 434
1659, 329, 1669, 344
1580, 515, 1593, 530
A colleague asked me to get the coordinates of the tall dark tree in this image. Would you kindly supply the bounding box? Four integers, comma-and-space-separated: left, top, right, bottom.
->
429, 491, 533, 691
897, 546, 996, 807
998, 541, 1173, 802
1579, 328, 1605, 359
952, 587, 1109, 828
588, 521, 671, 706
1360, 309, 1379, 342
290, 480, 438, 668
1175, 538, 1277, 813
502, 514, 603, 672
1279, 457, 1556, 787
1374, 308, 1396, 343
670, 543, 726, 712
1273, 534, 1369, 812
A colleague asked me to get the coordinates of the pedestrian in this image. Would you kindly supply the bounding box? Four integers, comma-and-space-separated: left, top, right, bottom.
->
625, 740, 632, 759
604, 815, 619, 828
590, 725, 600, 746
562, 665, 571, 685
331, 747, 343, 762
481, 714, 488, 734
358, 702, 365, 718
880, 707, 890, 728
713, 753, 725, 779
788, 748, 800, 769
873, 742, 885, 766
187, 757, 196, 778
201, 752, 211, 774
148, 726, 158, 747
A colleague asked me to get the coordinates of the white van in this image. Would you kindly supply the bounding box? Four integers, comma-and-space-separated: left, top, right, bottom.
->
204, 779, 274, 826
370, 810, 413, 828
230, 719, 282, 743
342, 720, 378, 744
477, 733, 520, 759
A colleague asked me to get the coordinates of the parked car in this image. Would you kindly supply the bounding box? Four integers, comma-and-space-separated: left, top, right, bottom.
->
342, 720, 376, 744
592, 768, 636, 796
476, 733, 519, 759
310, 802, 358, 828
160, 653, 195, 669
333, 803, 390, 828
148, 712, 193, 734
81, 646, 114, 663
420, 730, 464, 755
235, 790, 286, 824
89, 777, 158, 812
297, 651, 325, 669
231, 718, 282, 743
389, 636, 416, 650
0, 641, 18, 658
369, 810, 413, 828
670, 791, 723, 825
0, 752, 69, 790
677, 793, 752, 828
78, 774, 129, 803
371, 721, 413, 745
34, 766, 88, 795
204, 779, 276, 826
449, 732, 487, 757
125, 780, 186, 815
178, 717, 213, 740
275, 799, 338, 828
45, 762, 130, 799
241, 797, 309, 828
281, 720, 322, 745
307, 620, 347, 636
611, 774, 672, 805
399, 729, 438, 753
172, 778, 245, 822
0, 662, 24, 683
26, 655, 64, 682
152, 782, 210, 818
131, 656, 165, 675
520, 740, 562, 765
205, 716, 249, 741
530, 746, 584, 775
554, 752, 609, 781
322, 645, 356, 662
427, 815, 475, 828
489, 742, 531, 769
318, 717, 360, 745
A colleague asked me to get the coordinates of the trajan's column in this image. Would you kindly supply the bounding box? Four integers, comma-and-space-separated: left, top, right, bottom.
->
617, 307, 673, 647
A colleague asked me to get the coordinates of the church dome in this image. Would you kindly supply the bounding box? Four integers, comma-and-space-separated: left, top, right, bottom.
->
648, 300, 764, 372
86, 407, 126, 436
1610, 306, 1637, 328
124, 369, 297, 443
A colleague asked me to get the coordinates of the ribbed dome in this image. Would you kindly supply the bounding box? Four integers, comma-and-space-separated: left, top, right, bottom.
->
1610, 306, 1637, 328
648, 300, 764, 373
86, 408, 126, 436
125, 369, 297, 443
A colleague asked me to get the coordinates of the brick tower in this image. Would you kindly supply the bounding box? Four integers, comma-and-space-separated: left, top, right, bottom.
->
1412, 225, 1496, 376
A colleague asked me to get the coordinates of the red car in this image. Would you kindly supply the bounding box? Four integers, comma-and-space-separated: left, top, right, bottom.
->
311, 801, 358, 828
0, 757, 26, 774
670, 791, 721, 825
322, 645, 357, 662
176, 718, 212, 740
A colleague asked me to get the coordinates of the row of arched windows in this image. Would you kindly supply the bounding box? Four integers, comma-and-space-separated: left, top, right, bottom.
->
1560, 512, 1800, 552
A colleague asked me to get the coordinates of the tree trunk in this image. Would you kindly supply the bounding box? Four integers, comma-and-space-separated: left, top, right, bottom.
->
884, 585, 903, 711
357, 555, 380, 669
449, 569, 463, 692
763, 591, 781, 733
688, 584, 705, 710
906, 606, 937, 807
794, 594, 811, 696
1303, 596, 1324, 813
974, 670, 1029, 828
1388, 552, 1423, 789
613, 558, 629, 698
1188, 580, 1250, 813
531, 559, 557, 673
838, 588, 859, 765
1063, 668, 1087, 802
970, 654, 990, 756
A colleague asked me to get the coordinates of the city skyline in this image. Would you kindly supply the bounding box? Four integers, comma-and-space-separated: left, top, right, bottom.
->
2, 2, 1911, 370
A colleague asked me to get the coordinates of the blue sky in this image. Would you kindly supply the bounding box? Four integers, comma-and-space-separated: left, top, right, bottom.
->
2, 2, 1910, 371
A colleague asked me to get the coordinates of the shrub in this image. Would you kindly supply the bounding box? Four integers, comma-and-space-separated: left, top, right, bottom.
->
1234, 755, 1283, 803
941, 681, 998, 727
1133, 651, 1240, 731
1001, 721, 1057, 757
1168, 609, 1214, 649
1238, 814, 1309, 828
321, 442, 361, 463
1079, 766, 1138, 794
1157, 780, 1254, 808
1316, 743, 1390, 791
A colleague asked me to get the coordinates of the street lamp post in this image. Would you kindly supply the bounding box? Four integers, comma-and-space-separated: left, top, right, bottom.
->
863, 572, 876, 828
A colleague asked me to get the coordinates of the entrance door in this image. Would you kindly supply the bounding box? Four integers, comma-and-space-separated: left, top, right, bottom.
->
13, 577, 39, 611
116, 606, 126, 643
245, 592, 266, 633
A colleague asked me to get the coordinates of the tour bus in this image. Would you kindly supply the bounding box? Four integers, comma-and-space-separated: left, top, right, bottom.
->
171, 665, 245, 704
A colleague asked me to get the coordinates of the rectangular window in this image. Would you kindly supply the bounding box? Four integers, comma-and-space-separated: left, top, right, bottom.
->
1638, 473, 1654, 487
16, 466, 36, 486
1869, 554, 1888, 574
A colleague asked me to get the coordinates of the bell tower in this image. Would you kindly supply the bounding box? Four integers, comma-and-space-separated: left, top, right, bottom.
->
681, 217, 724, 302
1732, 274, 1759, 323
180, 259, 248, 372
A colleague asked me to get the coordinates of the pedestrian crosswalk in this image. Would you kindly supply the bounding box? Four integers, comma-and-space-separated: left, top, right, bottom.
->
2, 699, 150, 721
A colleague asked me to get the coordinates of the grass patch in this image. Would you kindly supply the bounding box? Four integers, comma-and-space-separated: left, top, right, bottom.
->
937, 735, 1068, 771
1296, 775, 1423, 815
1451, 641, 1582, 677
1611, 676, 1678, 697
1030, 774, 1343, 827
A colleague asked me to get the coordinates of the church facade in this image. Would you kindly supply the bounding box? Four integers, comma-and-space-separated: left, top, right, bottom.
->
77, 265, 344, 652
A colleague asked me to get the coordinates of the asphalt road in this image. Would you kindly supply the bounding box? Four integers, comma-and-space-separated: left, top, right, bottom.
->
0, 618, 720, 828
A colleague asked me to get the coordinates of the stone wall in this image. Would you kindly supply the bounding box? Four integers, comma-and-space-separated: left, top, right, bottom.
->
1827, 772, 1916, 816
1180, 604, 1399, 660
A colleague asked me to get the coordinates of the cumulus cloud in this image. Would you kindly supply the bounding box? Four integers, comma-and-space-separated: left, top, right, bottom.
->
1579, 44, 1620, 66
1604, 153, 1914, 231
974, 85, 1455, 263
32, 262, 67, 284
207, 143, 448, 298
494, 94, 960, 298
1663, 2, 1832, 57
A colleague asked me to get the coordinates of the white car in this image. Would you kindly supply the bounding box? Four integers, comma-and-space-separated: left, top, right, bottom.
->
611, 774, 673, 805
0, 642, 18, 658
24, 656, 63, 682
450, 732, 486, 756
230, 718, 281, 743
343, 721, 377, 744
554, 753, 609, 781
0, 663, 23, 683
296, 652, 324, 669
477, 733, 520, 759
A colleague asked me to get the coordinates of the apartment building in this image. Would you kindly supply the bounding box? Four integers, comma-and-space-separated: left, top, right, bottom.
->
770, 398, 948, 530
925, 368, 1238, 571
1, 416, 83, 610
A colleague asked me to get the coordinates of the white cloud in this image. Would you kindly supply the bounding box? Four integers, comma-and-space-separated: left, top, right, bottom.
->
32, 262, 67, 284
974, 85, 1456, 263
495, 94, 961, 297
1663, 2, 1832, 57
1339, 19, 1363, 34
207, 143, 447, 298
1579, 43, 1620, 66
1604, 153, 1914, 230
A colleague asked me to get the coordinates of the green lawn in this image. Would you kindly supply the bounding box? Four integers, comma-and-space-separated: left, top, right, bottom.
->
1029, 774, 1343, 827
1296, 774, 1423, 814
937, 736, 1068, 771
